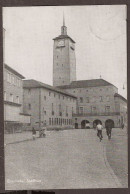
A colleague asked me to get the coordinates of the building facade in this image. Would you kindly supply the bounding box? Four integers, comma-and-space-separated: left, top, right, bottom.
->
53, 18, 76, 86
4, 64, 31, 133
23, 79, 77, 129
58, 79, 127, 129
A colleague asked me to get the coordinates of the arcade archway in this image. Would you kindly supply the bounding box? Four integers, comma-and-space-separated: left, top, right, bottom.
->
105, 119, 114, 128
81, 120, 90, 129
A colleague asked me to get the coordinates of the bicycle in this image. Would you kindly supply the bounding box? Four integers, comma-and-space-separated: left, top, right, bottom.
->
97, 130, 103, 142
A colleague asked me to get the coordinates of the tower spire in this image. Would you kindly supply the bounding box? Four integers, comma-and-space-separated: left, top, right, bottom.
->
63, 12, 65, 26
61, 12, 67, 35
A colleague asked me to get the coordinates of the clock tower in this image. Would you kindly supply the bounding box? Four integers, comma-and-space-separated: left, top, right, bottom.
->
53, 16, 76, 86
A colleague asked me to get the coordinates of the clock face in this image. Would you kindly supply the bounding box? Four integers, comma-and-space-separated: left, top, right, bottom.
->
58, 40, 65, 47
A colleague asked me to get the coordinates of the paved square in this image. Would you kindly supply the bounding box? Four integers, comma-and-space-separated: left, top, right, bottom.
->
4, 129, 127, 190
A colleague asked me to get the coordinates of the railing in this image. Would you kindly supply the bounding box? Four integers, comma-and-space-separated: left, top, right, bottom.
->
72, 112, 120, 117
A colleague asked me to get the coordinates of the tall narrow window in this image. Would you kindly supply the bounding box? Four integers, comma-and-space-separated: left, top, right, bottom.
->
91, 106, 96, 113
28, 103, 31, 110
66, 106, 68, 116
86, 97, 89, 103
52, 103, 54, 115
106, 96, 110, 102
79, 107, 83, 114
16, 96, 19, 103
79, 97, 83, 103
49, 118, 51, 125
105, 106, 110, 113
4, 91, 6, 101
99, 96, 103, 102
10, 94, 13, 102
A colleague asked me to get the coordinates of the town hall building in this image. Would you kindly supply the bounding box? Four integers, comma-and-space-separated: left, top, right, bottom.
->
53, 18, 127, 129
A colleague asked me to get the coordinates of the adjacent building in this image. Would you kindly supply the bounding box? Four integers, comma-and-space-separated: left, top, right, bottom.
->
58, 79, 127, 128
4, 64, 31, 133
23, 79, 77, 129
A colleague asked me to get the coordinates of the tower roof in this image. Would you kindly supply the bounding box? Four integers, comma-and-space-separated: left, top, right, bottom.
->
53, 34, 75, 43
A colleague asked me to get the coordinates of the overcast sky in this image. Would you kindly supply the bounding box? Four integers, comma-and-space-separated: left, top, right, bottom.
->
3, 5, 127, 98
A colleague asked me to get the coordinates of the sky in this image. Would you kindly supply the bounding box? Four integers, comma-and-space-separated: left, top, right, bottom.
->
3, 5, 127, 98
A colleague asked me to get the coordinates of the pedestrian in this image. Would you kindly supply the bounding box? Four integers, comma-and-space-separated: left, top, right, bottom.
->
122, 123, 124, 129
106, 123, 112, 140
32, 127, 36, 140
96, 122, 103, 141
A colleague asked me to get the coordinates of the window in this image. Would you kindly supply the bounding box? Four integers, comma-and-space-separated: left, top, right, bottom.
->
91, 106, 96, 113
52, 103, 54, 111
28, 89, 31, 95
52, 103, 54, 115
49, 118, 51, 125
10, 94, 13, 102
57, 118, 58, 125
72, 107, 73, 114
57, 56, 58, 58
106, 96, 110, 102
79, 97, 83, 103
99, 96, 103, 102
55, 118, 57, 125
4, 91, 6, 101
7, 73, 10, 83
12, 76, 15, 85
79, 107, 83, 114
52, 118, 53, 125
59, 94, 60, 99
28, 103, 31, 110
73, 90, 75, 93
16, 96, 19, 103
66, 106, 68, 116
44, 96, 46, 100
49, 92, 51, 96
105, 106, 110, 112
86, 97, 89, 103
44, 111, 46, 115
62, 64, 63, 67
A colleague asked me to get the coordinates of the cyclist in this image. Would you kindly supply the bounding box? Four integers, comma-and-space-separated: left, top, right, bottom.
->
96, 122, 103, 142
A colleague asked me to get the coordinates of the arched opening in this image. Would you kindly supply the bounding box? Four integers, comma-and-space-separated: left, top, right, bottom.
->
81, 120, 90, 129
75, 123, 78, 129
93, 120, 102, 128
105, 119, 114, 128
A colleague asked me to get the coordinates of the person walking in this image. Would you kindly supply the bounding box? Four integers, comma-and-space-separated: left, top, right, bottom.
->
32, 127, 36, 140
106, 125, 112, 140
96, 122, 103, 142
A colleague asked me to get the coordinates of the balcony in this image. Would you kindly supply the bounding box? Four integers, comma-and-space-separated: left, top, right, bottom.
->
72, 112, 120, 117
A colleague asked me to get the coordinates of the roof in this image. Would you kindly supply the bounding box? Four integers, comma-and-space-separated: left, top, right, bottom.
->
23, 79, 77, 98
4, 64, 25, 79
53, 35, 75, 43
114, 93, 127, 103
58, 79, 115, 89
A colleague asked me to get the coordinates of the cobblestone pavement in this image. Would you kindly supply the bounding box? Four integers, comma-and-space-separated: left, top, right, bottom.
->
4, 128, 127, 190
